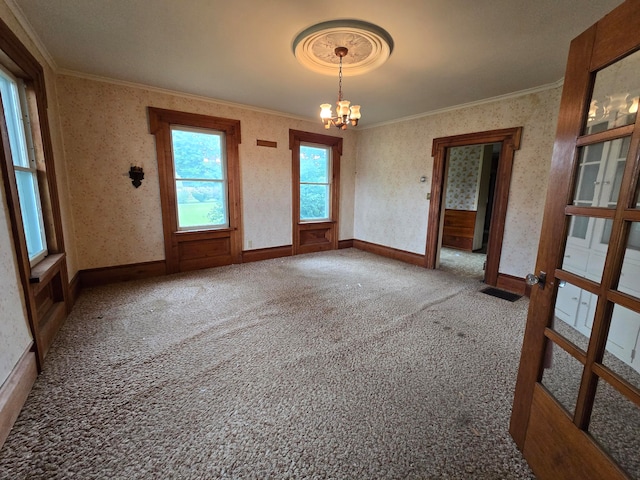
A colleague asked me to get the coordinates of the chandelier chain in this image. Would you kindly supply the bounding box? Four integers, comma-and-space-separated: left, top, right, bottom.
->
337, 55, 343, 102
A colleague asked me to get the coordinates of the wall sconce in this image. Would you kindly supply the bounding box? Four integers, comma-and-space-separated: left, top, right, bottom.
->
129, 165, 144, 188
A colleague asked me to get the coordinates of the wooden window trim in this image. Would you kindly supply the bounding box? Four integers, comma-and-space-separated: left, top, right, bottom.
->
0, 17, 68, 369
289, 129, 342, 255
148, 107, 242, 273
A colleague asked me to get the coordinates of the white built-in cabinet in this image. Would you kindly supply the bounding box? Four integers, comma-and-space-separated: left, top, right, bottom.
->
556, 128, 640, 374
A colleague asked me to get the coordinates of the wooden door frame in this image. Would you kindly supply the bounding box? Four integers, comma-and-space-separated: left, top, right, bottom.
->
425, 127, 522, 287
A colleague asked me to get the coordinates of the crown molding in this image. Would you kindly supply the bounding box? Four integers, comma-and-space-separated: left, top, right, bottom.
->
57, 68, 320, 124
3, 0, 57, 70
59, 68, 565, 132
361, 78, 565, 130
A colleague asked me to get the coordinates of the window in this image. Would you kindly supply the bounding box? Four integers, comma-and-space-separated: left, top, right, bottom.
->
289, 129, 341, 255
148, 108, 242, 273
0, 67, 47, 264
171, 126, 228, 230
299, 143, 331, 221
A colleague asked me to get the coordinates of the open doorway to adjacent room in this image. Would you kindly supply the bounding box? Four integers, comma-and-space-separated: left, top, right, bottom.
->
439, 143, 500, 280
425, 127, 522, 287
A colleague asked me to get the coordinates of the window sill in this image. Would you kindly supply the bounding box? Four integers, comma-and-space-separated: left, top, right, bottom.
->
298, 220, 335, 227
29, 253, 65, 285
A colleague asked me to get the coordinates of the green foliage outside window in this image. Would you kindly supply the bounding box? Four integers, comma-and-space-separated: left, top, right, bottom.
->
172, 128, 227, 228
300, 145, 330, 220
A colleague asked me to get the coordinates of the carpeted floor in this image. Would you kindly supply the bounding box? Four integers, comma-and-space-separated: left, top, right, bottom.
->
0, 248, 535, 479
439, 247, 486, 280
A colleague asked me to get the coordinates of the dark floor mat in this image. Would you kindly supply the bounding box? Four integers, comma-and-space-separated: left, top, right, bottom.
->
480, 287, 522, 302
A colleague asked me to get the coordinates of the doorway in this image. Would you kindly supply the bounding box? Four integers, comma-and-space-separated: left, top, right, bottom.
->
439, 143, 501, 280
426, 127, 522, 288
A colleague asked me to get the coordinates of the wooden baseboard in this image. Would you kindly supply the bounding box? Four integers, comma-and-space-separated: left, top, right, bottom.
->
338, 239, 354, 249
68, 271, 81, 311
79, 260, 167, 288
352, 239, 425, 267
242, 245, 292, 263
496, 273, 530, 297
0, 344, 37, 450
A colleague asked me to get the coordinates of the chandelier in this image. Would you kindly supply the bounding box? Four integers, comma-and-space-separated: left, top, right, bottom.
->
292, 19, 393, 131
320, 47, 361, 130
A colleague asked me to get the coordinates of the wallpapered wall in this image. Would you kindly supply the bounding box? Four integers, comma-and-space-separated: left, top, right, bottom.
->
354, 87, 563, 278
445, 145, 483, 211
55, 74, 356, 270
0, 1, 76, 386
0, 175, 32, 384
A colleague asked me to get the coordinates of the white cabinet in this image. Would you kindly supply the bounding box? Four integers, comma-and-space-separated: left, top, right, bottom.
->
556, 134, 640, 374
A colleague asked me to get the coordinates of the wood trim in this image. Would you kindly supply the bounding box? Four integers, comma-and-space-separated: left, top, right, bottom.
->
290, 129, 342, 255
242, 245, 292, 263
0, 345, 37, 450
148, 107, 242, 273
0, 17, 69, 371
79, 260, 167, 288
564, 206, 616, 218
426, 127, 523, 290
576, 124, 634, 147
352, 239, 424, 267
496, 273, 529, 296
544, 327, 587, 365
523, 384, 628, 480
338, 239, 354, 249
68, 271, 81, 310
510, 24, 597, 450
256, 139, 277, 148
589, 0, 640, 71
591, 363, 640, 409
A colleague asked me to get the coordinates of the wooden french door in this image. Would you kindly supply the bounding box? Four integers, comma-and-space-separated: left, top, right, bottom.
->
510, 2, 640, 479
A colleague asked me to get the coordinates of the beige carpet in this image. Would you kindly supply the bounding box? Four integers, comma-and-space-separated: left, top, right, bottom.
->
0, 248, 535, 479
439, 247, 486, 280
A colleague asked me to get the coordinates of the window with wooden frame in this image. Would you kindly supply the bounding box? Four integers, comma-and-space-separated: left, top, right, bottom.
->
0, 18, 69, 367
148, 108, 242, 273
0, 66, 47, 265
290, 129, 341, 255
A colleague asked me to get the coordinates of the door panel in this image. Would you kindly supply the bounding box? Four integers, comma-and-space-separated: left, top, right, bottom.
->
510, 1, 640, 479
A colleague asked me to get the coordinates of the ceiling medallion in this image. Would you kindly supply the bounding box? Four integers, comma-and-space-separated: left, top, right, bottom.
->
292, 19, 394, 76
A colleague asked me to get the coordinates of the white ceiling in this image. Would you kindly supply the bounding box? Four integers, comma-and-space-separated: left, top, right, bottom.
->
10, 0, 624, 127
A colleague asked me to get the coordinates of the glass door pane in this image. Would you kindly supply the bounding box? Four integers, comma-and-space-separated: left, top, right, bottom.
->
585, 49, 640, 133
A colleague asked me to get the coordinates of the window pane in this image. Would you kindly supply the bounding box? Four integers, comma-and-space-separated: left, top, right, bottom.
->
572, 138, 630, 208
0, 71, 29, 168
171, 128, 224, 180
601, 304, 640, 391
620, 222, 640, 298
300, 184, 329, 220
585, 49, 640, 133
540, 340, 584, 416
15, 169, 45, 258
176, 180, 227, 229
589, 380, 640, 479
553, 280, 595, 352
300, 145, 329, 183
563, 216, 609, 283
